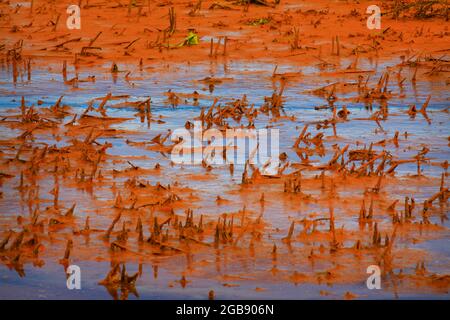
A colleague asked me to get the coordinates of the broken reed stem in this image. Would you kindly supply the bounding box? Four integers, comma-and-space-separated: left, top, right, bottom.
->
331, 36, 334, 55
283, 221, 295, 242
336, 36, 340, 56
89, 32, 102, 47
128, 0, 133, 15
331, 36, 341, 56
272, 65, 278, 77
104, 211, 122, 240
63, 239, 73, 260
27, 59, 31, 81
53, 14, 61, 32
223, 36, 227, 56
209, 38, 213, 57
421, 95, 431, 113
167, 7, 176, 36
412, 67, 418, 83
12, 55, 18, 84
214, 37, 221, 57
62, 60, 67, 82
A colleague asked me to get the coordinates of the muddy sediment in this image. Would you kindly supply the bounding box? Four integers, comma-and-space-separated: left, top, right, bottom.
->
0, 0, 449, 299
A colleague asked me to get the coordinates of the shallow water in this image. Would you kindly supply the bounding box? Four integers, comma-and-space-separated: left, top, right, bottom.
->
0, 56, 448, 299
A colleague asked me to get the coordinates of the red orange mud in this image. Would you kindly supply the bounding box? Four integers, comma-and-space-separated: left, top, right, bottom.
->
0, 0, 449, 299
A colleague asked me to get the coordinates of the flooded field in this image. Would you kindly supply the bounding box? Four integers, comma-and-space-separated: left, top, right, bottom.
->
0, 0, 449, 300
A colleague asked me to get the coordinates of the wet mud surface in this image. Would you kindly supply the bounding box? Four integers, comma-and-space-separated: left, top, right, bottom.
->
0, 0, 449, 299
